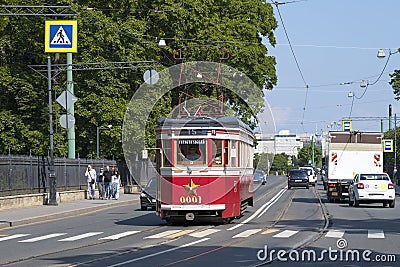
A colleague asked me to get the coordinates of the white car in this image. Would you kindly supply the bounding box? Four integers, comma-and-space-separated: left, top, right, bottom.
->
299, 166, 317, 186
348, 173, 395, 208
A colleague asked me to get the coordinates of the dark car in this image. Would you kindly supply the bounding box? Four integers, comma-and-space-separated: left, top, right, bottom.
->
288, 169, 309, 189
254, 170, 267, 185
140, 177, 157, 211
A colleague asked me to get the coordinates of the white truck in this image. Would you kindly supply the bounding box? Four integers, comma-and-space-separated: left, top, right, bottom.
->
325, 131, 383, 202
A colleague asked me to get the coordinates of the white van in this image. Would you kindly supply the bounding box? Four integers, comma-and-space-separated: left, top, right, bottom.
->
299, 166, 317, 186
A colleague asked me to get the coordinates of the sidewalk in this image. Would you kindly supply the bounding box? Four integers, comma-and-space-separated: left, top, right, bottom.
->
0, 194, 139, 229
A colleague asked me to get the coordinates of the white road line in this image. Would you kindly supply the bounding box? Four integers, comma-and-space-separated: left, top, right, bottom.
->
257, 188, 287, 218
325, 230, 345, 238
99, 231, 141, 240
143, 230, 182, 239
188, 229, 221, 238
232, 229, 262, 238
18, 233, 67, 243
368, 230, 385, 239
273, 230, 298, 238
58, 232, 103, 241
108, 238, 210, 267
227, 187, 287, 231
0, 234, 30, 242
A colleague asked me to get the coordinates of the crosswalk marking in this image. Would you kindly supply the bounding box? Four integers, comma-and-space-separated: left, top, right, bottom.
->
0, 234, 30, 242
144, 230, 182, 239
165, 230, 195, 238
273, 230, 298, 238
261, 229, 279, 235
99, 231, 141, 240
232, 229, 262, 238
59, 232, 103, 242
368, 230, 384, 239
189, 229, 221, 238
18, 233, 67, 243
325, 230, 345, 238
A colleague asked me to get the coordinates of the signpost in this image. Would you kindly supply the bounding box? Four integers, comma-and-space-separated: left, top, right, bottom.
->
45, 20, 77, 53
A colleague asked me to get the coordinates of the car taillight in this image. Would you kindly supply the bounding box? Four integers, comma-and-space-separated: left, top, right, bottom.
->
288, 176, 290, 181
388, 183, 395, 189
357, 183, 364, 189
328, 183, 335, 187
306, 176, 309, 180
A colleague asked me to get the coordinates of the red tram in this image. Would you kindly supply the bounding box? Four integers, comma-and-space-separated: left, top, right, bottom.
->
155, 116, 255, 223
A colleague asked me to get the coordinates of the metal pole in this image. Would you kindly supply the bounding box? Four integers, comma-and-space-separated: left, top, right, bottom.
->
47, 56, 58, 205
389, 104, 392, 130
96, 126, 99, 158
66, 53, 75, 158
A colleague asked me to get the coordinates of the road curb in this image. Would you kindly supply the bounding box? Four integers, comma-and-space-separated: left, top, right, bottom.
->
5, 199, 137, 228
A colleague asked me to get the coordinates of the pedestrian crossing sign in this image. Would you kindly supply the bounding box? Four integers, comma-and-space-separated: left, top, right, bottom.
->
342, 120, 352, 132
45, 20, 77, 53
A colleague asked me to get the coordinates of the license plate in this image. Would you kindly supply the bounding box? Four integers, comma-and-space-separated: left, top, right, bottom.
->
331, 192, 338, 196
342, 192, 348, 196
295, 180, 302, 182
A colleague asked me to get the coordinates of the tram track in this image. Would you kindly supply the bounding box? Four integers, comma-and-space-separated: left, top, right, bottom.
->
156, 181, 297, 267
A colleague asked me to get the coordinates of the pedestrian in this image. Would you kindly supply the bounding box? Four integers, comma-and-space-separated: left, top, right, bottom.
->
97, 167, 105, 200
103, 165, 113, 200
112, 170, 121, 200
85, 165, 96, 200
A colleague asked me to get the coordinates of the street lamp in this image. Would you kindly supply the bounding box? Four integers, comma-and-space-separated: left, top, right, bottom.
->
96, 124, 112, 158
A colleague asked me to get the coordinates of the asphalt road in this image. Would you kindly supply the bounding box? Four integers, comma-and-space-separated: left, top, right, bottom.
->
0, 175, 398, 267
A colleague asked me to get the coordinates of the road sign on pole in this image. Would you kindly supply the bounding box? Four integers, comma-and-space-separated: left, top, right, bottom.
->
56, 90, 77, 110
45, 20, 77, 53
342, 120, 352, 132
383, 139, 393, 153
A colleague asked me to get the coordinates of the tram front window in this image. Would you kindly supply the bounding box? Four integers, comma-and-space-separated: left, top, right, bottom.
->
177, 141, 206, 165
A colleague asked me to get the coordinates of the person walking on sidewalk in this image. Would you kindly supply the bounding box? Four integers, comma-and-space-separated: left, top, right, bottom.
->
97, 167, 105, 200
85, 165, 96, 200
112, 170, 121, 200
103, 165, 113, 200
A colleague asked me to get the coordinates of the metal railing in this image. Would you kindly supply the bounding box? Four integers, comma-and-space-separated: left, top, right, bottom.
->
0, 154, 118, 197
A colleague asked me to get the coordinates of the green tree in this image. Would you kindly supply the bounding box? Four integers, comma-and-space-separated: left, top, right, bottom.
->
270, 153, 291, 175
297, 144, 323, 167
0, 0, 278, 160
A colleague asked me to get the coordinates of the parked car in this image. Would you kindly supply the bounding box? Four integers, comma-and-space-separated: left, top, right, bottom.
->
299, 166, 317, 186
253, 170, 267, 185
348, 173, 395, 208
288, 169, 309, 189
140, 177, 157, 211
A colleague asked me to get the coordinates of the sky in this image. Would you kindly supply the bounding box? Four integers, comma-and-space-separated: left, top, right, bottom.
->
262, 0, 400, 135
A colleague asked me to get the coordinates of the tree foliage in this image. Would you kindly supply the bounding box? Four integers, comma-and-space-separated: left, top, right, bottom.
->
0, 0, 277, 159
390, 69, 400, 100
270, 153, 291, 175
297, 144, 323, 167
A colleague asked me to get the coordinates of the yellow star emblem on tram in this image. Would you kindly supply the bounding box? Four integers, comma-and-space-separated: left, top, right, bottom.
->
183, 179, 200, 196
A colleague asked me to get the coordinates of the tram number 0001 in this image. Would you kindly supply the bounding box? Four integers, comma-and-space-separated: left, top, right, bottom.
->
180, 195, 202, 204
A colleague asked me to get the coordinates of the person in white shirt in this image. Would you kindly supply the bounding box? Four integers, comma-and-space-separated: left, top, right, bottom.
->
85, 165, 97, 200
112, 170, 121, 200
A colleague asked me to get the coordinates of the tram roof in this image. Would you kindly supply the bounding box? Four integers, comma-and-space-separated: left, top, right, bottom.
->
156, 116, 253, 133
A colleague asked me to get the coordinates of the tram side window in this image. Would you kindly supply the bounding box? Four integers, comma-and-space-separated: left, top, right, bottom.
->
211, 139, 223, 166
230, 140, 237, 167
161, 140, 171, 167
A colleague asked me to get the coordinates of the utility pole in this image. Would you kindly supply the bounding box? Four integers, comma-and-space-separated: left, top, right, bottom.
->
389, 104, 392, 130
311, 135, 315, 166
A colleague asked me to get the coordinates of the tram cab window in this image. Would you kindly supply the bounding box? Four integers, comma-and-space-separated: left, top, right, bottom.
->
211, 139, 223, 166
177, 140, 206, 165
161, 140, 171, 167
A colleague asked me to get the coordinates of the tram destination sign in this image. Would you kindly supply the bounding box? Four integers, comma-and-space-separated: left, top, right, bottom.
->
178, 139, 206, 145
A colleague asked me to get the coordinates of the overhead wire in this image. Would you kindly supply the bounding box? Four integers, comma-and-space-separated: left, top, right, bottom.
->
272, 1, 309, 132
